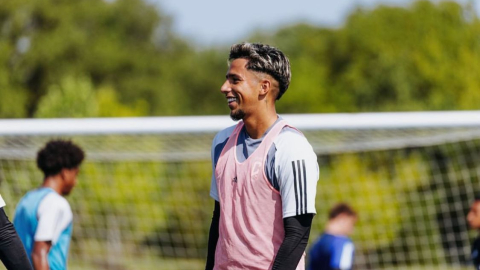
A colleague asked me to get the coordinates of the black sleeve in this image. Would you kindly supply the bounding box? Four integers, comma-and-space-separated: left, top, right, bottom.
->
0, 207, 34, 270
272, 214, 313, 270
205, 200, 220, 270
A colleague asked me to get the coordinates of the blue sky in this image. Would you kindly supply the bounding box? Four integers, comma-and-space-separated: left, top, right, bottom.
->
153, 0, 479, 46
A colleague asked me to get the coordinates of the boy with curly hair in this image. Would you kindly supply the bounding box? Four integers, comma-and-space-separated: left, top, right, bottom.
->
14, 140, 84, 270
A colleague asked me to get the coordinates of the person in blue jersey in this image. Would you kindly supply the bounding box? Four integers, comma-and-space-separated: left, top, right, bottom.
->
0, 194, 33, 270
308, 203, 358, 270
14, 140, 84, 270
467, 196, 480, 270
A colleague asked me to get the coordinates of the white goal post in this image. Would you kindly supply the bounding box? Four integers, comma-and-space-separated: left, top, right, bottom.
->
2, 111, 480, 135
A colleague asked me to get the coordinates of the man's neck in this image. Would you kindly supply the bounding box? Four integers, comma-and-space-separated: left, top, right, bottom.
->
242, 112, 278, 139
42, 176, 63, 195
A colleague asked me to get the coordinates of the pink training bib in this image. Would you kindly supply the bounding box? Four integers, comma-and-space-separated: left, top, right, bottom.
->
214, 120, 305, 270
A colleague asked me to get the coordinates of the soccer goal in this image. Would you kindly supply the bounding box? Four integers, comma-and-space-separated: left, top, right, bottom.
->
1, 111, 480, 270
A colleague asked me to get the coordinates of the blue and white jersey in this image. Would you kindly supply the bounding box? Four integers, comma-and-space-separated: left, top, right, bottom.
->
209, 118, 319, 218
308, 233, 355, 270
14, 187, 73, 270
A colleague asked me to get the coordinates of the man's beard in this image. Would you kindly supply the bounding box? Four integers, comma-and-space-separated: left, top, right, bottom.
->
230, 109, 245, 121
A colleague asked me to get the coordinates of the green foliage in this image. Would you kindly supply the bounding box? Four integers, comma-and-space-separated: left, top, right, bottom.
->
35, 75, 98, 118
0, 0, 188, 117
259, 1, 480, 113
316, 153, 402, 249
34, 74, 149, 118
72, 161, 168, 239
142, 161, 212, 258
96, 86, 149, 117
2, 0, 478, 117
66, 157, 212, 260
313, 141, 480, 267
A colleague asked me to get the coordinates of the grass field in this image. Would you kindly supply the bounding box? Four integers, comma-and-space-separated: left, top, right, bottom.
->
67, 261, 472, 270
382, 266, 471, 270
68, 258, 204, 270
0, 256, 204, 270
0, 258, 472, 270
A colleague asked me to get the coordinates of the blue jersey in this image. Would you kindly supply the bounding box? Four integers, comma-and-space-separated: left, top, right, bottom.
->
14, 188, 73, 270
472, 237, 480, 270
308, 233, 355, 270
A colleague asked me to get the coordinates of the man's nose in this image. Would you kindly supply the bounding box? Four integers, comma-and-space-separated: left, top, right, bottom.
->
220, 80, 230, 93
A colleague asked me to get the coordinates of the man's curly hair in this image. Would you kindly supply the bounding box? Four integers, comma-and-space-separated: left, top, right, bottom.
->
36, 139, 85, 177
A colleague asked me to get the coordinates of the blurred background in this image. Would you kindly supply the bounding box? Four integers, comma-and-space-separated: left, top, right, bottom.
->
1, 0, 480, 269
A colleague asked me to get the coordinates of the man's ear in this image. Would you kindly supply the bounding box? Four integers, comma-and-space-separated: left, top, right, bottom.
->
59, 168, 68, 181
259, 79, 271, 96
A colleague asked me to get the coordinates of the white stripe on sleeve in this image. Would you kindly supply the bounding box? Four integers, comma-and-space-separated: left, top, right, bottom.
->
275, 129, 319, 218
339, 242, 355, 270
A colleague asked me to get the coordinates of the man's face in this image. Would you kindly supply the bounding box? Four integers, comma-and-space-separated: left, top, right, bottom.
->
61, 167, 79, 196
220, 58, 263, 121
467, 201, 480, 229
342, 214, 358, 236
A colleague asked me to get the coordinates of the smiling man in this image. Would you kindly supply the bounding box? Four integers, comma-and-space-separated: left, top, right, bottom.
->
205, 43, 319, 270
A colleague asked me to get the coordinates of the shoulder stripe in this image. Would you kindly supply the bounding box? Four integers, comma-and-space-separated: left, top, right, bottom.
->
292, 159, 309, 215
297, 160, 304, 214
292, 161, 299, 216
302, 159, 307, 214
339, 242, 355, 269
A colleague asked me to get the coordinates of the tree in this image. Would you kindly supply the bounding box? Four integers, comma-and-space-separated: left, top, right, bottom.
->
2, 0, 479, 117
0, 0, 188, 117
254, 0, 480, 113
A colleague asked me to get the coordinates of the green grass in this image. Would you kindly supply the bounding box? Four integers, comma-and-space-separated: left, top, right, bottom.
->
0, 260, 472, 270
378, 265, 471, 270
68, 257, 204, 270
67, 261, 472, 270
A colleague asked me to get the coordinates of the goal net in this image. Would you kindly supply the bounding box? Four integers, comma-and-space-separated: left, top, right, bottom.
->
1, 111, 480, 270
